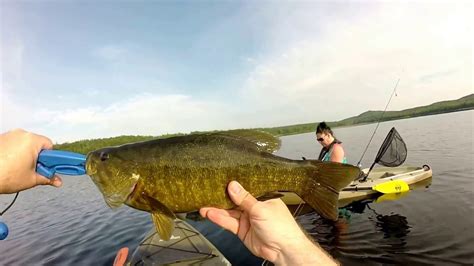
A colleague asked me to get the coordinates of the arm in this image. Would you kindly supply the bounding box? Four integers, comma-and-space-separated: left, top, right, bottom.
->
200, 181, 338, 265
0, 129, 62, 194
330, 144, 345, 163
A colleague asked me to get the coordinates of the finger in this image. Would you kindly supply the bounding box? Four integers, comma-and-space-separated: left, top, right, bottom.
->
205, 209, 240, 235
30, 132, 54, 151
50, 175, 63, 187
200, 207, 213, 218
35, 173, 63, 187
35, 173, 54, 186
237, 211, 251, 240
200, 207, 242, 219
228, 181, 258, 212
38, 136, 54, 150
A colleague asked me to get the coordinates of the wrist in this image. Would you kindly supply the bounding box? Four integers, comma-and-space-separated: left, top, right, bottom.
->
274, 235, 338, 266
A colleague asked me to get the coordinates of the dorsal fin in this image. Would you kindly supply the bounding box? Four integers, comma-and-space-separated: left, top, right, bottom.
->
213, 129, 281, 153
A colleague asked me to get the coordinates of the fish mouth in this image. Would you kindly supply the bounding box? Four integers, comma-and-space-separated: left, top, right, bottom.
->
86, 168, 97, 176
85, 153, 97, 176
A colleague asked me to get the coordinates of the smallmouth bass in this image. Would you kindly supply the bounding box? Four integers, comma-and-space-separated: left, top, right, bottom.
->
85, 130, 361, 240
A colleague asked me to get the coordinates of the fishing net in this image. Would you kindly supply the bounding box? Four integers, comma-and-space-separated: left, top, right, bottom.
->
359, 127, 407, 181
374, 127, 407, 167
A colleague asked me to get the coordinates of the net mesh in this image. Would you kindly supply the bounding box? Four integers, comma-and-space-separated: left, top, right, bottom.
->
374, 127, 407, 167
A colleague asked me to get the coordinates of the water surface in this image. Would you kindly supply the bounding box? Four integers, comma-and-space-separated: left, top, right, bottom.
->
0, 110, 472, 265
274, 110, 474, 265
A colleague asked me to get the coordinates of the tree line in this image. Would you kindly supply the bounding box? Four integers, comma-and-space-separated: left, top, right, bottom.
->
55, 94, 473, 154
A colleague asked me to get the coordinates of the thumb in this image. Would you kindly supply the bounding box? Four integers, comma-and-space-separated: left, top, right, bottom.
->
228, 181, 257, 212
35, 174, 63, 188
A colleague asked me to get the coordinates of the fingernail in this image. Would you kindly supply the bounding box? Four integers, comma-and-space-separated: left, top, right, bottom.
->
230, 181, 242, 194
53, 178, 62, 187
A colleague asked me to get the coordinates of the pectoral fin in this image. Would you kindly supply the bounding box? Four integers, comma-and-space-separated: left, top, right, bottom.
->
144, 195, 176, 241
151, 211, 175, 241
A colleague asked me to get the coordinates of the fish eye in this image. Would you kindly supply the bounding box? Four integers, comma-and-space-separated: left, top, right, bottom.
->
99, 152, 110, 161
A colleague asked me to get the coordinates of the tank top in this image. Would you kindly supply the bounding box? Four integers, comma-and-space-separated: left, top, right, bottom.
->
318, 140, 348, 164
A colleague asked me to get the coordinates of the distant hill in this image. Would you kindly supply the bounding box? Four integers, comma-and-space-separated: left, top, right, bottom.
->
55, 134, 183, 154
259, 94, 474, 136
55, 94, 473, 154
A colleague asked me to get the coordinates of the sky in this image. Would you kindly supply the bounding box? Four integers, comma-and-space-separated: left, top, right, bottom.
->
1, 1, 472, 143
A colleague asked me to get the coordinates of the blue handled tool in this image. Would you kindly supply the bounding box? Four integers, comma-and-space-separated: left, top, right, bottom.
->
1, 150, 87, 241
36, 150, 87, 178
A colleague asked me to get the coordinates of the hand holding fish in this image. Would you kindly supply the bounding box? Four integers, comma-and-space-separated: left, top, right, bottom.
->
0, 129, 62, 194
200, 181, 338, 266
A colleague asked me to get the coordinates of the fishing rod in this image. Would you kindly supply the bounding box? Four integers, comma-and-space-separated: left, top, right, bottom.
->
356, 78, 400, 168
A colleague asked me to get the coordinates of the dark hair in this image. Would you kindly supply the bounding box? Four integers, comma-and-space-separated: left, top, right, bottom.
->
316, 122, 334, 136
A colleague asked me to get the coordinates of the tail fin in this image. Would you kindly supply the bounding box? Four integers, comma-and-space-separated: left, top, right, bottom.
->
299, 160, 361, 221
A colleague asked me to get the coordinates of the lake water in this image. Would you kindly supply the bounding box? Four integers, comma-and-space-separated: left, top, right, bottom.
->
275, 110, 474, 265
0, 110, 473, 265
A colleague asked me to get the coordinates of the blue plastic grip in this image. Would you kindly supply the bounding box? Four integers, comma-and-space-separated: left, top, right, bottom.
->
36, 150, 87, 179
0, 222, 8, 240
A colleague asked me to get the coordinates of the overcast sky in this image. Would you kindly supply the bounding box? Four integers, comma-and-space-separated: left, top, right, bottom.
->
1, 1, 472, 143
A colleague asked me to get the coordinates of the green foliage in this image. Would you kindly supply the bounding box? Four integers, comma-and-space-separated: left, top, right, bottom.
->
55, 134, 184, 154
260, 94, 474, 136
55, 94, 474, 152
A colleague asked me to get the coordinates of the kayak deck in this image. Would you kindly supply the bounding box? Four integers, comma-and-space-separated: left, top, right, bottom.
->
128, 220, 231, 265
341, 165, 432, 199
282, 165, 433, 206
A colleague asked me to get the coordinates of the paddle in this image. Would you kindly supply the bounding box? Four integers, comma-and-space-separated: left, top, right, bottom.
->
342, 179, 410, 194
375, 191, 409, 203
113, 247, 129, 266
372, 180, 409, 194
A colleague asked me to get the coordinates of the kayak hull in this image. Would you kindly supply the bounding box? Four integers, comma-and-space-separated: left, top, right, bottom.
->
281, 165, 433, 207
128, 220, 231, 265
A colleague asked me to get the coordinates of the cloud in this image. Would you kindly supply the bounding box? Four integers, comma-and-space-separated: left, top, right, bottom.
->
2, 2, 471, 142
19, 93, 241, 142
239, 2, 473, 123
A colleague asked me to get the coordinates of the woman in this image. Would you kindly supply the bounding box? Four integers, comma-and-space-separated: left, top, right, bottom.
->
316, 122, 347, 163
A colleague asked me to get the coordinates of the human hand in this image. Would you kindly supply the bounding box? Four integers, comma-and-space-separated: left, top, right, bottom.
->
200, 181, 338, 265
0, 129, 62, 194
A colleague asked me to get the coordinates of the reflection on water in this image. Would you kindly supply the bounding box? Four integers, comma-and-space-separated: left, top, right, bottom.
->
296, 198, 413, 265
368, 206, 410, 243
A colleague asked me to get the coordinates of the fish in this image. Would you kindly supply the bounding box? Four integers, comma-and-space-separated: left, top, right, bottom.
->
85, 130, 361, 240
